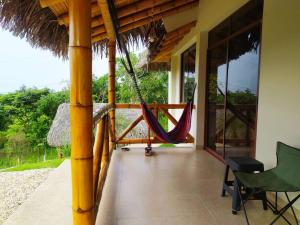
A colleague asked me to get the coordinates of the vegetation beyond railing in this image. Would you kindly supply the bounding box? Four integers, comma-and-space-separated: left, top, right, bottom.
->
115, 103, 195, 145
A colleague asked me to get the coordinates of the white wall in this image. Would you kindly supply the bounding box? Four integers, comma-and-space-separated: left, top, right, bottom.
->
256, 0, 300, 168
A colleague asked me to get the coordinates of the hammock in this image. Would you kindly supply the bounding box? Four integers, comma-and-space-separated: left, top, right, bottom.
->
107, 0, 195, 144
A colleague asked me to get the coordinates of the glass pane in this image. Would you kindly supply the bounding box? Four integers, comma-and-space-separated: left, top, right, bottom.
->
225, 27, 260, 157
181, 45, 196, 102
206, 44, 227, 157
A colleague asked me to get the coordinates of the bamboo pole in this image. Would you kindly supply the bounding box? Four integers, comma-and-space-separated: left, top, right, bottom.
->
95, 117, 110, 213
108, 41, 116, 146
69, 1, 94, 225
96, 0, 116, 40
92, 116, 106, 202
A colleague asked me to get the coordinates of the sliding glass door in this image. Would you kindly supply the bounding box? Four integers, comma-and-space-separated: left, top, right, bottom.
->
206, 0, 262, 158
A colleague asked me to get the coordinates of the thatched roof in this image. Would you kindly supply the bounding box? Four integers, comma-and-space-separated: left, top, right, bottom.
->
47, 103, 112, 147
0, 0, 199, 58
136, 49, 170, 72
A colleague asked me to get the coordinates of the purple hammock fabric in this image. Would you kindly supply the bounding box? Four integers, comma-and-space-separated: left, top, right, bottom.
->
141, 101, 193, 144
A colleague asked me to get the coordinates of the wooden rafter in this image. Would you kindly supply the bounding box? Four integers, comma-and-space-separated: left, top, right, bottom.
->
97, 0, 115, 40
40, 0, 137, 9
91, 0, 197, 37
57, 0, 170, 26
92, 1, 198, 43
151, 20, 197, 62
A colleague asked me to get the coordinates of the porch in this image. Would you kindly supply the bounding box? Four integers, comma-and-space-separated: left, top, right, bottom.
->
3, 146, 292, 225
97, 147, 291, 225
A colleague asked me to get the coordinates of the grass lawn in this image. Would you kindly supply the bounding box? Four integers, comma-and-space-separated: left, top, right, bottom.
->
159, 143, 176, 148
2, 159, 64, 172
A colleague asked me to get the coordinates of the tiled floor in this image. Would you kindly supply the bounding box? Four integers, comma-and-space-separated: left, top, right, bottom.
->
96, 147, 294, 225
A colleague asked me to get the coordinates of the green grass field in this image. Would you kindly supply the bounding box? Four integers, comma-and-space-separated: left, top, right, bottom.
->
2, 159, 64, 172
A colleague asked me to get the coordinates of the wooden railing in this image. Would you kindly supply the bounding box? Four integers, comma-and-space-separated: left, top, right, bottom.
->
92, 110, 114, 215
115, 103, 195, 145
91, 102, 195, 221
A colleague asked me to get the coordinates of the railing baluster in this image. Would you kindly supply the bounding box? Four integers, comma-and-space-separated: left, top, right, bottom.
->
95, 115, 110, 214
93, 115, 106, 203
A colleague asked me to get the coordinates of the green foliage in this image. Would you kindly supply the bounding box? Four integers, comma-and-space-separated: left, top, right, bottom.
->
0, 52, 168, 169
93, 53, 168, 104
0, 132, 7, 149
0, 88, 69, 148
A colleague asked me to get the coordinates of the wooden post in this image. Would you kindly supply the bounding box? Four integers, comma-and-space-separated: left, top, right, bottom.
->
69, 1, 94, 225
108, 40, 116, 147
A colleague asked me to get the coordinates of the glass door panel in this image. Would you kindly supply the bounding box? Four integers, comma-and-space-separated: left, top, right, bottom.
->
206, 44, 227, 157
225, 27, 260, 157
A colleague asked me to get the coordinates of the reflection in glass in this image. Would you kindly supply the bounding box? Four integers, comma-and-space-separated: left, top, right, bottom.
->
207, 44, 227, 157
181, 44, 196, 102
225, 27, 260, 157
205, 0, 262, 159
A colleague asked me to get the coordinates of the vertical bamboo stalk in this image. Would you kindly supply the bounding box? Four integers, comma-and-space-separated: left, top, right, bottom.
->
95, 115, 110, 213
69, 1, 93, 225
93, 116, 106, 202
108, 40, 116, 147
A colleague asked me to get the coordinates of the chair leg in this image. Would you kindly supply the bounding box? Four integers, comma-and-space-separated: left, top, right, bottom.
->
262, 191, 268, 210
285, 192, 299, 225
232, 178, 241, 214
269, 194, 300, 225
222, 165, 230, 197
237, 181, 251, 225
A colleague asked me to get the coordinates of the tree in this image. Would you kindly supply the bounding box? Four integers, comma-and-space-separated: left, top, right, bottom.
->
92, 53, 168, 104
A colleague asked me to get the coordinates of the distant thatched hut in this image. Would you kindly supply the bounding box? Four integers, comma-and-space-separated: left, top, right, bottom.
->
136, 49, 170, 72
47, 103, 148, 147
47, 103, 112, 147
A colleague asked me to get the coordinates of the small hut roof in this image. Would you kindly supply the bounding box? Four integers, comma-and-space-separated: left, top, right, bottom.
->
47, 103, 112, 147
0, 0, 199, 58
136, 49, 170, 72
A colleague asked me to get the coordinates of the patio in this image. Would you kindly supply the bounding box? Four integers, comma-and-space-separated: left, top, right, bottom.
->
96, 147, 291, 225
2, 149, 295, 225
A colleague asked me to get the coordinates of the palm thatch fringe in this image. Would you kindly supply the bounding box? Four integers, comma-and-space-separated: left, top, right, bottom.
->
0, 0, 164, 58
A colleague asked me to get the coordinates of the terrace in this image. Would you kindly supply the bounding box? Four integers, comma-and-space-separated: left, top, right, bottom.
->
0, 0, 299, 225
3, 146, 293, 225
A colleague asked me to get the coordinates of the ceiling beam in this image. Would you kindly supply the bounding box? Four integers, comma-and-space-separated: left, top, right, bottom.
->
40, 0, 137, 9
96, 0, 115, 41
57, 0, 172, 26
91, 1, 198, 43
91, 0, 197, 37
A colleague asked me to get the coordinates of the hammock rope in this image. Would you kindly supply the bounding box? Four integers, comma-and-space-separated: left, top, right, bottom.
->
107, 0, 195, 144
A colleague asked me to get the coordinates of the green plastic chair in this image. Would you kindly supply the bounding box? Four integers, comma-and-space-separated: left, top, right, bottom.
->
235, 142, 300, 225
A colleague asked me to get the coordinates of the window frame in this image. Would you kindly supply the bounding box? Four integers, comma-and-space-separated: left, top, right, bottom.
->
180, 43, 197, 103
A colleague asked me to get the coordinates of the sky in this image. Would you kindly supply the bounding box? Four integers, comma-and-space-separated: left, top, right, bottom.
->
0, 29, 110, 94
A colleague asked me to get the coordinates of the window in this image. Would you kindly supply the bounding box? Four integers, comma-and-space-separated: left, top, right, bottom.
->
206, 0, 263, 159
180, 44, 196, 102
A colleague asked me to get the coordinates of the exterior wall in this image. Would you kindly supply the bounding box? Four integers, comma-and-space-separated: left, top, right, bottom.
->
256, 0, 300, 168
255, 0, 300, 209
167, 0, 300, 210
